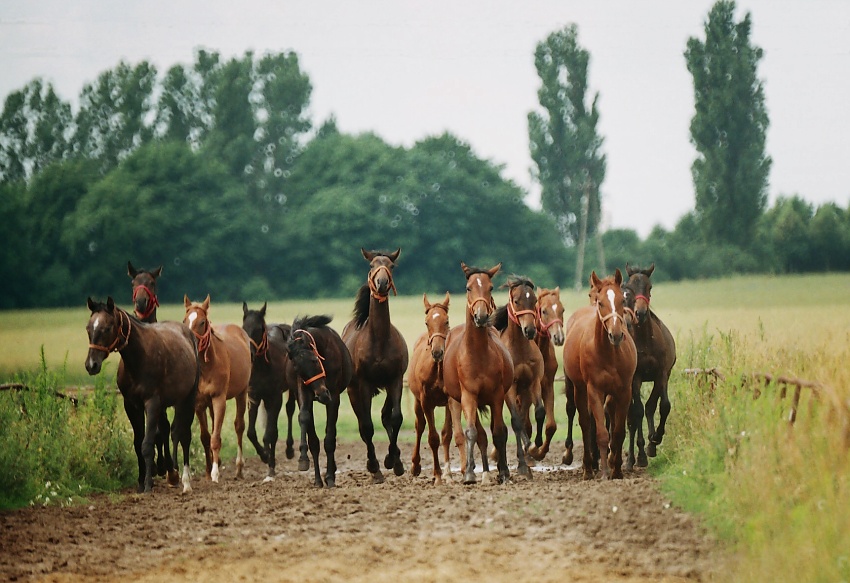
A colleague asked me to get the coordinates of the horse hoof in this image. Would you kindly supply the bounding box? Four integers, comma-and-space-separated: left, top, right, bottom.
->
463, 472, 477, 485
298, 459, 310, 472
384, 455, 393, 470
637, 453, 649, 467
518, 465, 532, 478
325, 478, 336, 488
286, 448, 295, 460
372, 472, 385, 484
166, 470, 180, 487
367, 459, 380, 474
497, 472, 510, 485
582, 469, 594, 481
646, 443, 657, 458
262, 476, 275, 483
411, 464, 421, 477
563, 451, 574, 466
393, 460, 405, 477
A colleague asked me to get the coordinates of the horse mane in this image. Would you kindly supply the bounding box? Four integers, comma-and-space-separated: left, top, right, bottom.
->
351, 283, 371, 330
504, 275, 535, 291
293, 314, 333, 331
463, 265, 494, 278
490, 305, 508, 332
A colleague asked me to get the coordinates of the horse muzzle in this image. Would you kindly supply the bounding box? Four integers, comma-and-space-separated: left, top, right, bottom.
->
430, 347, 444, 363
314, 385, 332, 406
608, 330, 625, 347
522, 325, 537, 341
85, 354, 104, 375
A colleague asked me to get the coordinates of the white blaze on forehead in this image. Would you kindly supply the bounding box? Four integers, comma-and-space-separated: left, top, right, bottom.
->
431, 312, 441, 319
607, 289, 619, 322
188, 311, 198, 326
476, 276, 483, 289
525, 291, 531, 299
92, 315, 102, 331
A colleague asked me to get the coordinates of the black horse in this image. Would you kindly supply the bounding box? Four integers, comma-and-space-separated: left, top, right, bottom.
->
286, 315, 353, 487
85, 297, 199, 493
127, 261, 171, 478
242, 302, 300, 480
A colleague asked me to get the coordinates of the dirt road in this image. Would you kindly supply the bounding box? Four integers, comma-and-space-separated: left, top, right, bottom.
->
0, 441, 719, 582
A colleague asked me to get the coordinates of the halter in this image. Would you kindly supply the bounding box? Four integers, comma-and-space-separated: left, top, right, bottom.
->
507, 298, 538, 328
295, 330, 326, 386
187, 308, 212, 362
368, 265, 397, 302
466, 295, 496, 317
132, 284, 159, 320
596, 297, 623, 335
89, 309, 132, 354
250, 328, 270, 363
425, 304, 449, 347
536, 304, 563, 338
634, 294, 651, 306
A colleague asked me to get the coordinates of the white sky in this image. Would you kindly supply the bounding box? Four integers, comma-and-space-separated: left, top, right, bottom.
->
2, 0, 848, 237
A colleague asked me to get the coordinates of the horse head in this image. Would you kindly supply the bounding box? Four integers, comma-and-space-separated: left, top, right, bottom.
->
242, 302, 269, 361
624, 262, 655, 324
461, 261, 500, 328
363, 248, 400, 301
128, 261, 162, 322
591, 269, 628, 347
287, 318, 332, 405
537, 286, 565, 346
423, 292, 450, 363
504, 276, 538, 340
183, 295, 213, 357
85, 296, 130, 375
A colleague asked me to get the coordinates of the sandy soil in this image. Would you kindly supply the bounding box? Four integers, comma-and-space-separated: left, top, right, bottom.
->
0, 440, 720, 582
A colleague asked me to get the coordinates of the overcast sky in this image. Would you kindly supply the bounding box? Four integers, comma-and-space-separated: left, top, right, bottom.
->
2, 1, 848, 236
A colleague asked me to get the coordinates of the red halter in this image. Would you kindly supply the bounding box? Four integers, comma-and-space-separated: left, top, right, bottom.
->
132, 284, 159, 320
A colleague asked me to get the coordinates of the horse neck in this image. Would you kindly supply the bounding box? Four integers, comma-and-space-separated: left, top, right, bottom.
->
535, 329, 551, 352
141, 309, 157, 324
366, 296, 393, 337
117, 313, 149, 372
463, 309, 491, 350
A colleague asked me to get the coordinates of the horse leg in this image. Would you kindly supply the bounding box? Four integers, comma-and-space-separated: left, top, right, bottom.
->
411, 398, 426, 478
263, 393, 283, 479
563, 378, 577, 466
246, 395, 268, 464
527, 381, 549, 460
141, 398, 162, 493
285, 388, 297, 459
645, 381, 659, 457
155, 410, 171, 477
173, 391, 196, 494
234, 391, 247, 479
573, 382, 594, 480
626, 376, 647, 470
609, 392, 630, 479
348, 385, 382, 483
588, 389, 611, 479
539, 375, 558, 460
460, 391, 481, 484
324, 394, 340, 488
505, 386, 531, 478
194, 402, 212, 479
648, 377, 672, 457
209, 396, 227, 483
124, 399, 146, 492
297, 387, 323, 488
490, 394, 510, 485
381, 379, 405, 476
475, 414, 489, 475
424, 404, 443, 486
443, 398, 464, 480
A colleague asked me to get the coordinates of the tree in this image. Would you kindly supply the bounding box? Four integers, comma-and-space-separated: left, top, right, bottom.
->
0, 79, 73, 184
685, 1, 771, 247
528, 24, 606, 288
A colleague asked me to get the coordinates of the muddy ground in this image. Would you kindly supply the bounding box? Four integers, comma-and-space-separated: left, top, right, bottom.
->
1, 440, 720, 582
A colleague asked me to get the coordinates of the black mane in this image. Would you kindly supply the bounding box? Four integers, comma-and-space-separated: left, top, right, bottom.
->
351, 283, 371, 330
293, 314, 333, 332
490, 305, 508, 331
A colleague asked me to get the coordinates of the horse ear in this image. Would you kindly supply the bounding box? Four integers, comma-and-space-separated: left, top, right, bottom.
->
260, 302, 267, 317
487, 263, 502, 278
443, 291, 450, 307
183, 294, 191, 308
460, 261, 471, 278
203, 294, 211, 311
423, 293, 431, 312
388, 248, 401, 263
590, 271, 601, 288
106, 296, 115, 312
242, 302, 249, 315
152, 265, 163, 279
127, 261, 137, 278
361, 248, 375, 261
625, 262, 637, 277
647, 263, 655, 277
87, 297, 96, 312
554, 286, 560, 295
614, 268, 623, 286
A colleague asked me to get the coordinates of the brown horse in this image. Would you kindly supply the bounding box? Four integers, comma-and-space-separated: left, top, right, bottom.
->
442, 262, 513, 485
127, 261, 171, 477
622, 263, 677, 469
85, 297, 198, 493
408, 292, 453, 484
286, 315, 353, 487
527, 286, 565, 461
242, 303, 299, 480
563, 270, 636, 480
342, 248, 409, 483
183, 295, 252, 482
491, 276, 544, 478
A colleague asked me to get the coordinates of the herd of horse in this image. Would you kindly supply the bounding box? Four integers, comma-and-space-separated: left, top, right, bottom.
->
84, 251, 675, 492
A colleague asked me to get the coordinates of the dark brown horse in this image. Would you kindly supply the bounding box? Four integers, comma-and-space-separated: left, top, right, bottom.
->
342, 248, 409, 483
242, 302, 299, 480
408, 292, 453, 484
127, 261, 170, 477
622, 263, 677, 469
183, 295, 252, 482
85, 297, 199, 493
286, 315, 353, 487
442, 262, 513, 485
563, 270, 636, 479
528, 286, 565, 461
491, 276, 544, 478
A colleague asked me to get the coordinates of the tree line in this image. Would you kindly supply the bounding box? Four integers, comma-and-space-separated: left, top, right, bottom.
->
2, 2, 848, 310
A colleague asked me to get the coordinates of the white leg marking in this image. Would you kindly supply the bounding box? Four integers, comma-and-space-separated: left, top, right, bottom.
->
182, 464, 192, 494
211, 462, 220, 483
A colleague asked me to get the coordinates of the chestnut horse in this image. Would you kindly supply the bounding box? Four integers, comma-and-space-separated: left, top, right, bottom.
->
408, 292, 453, 484
183, 295, 252, 482
563, 270, 636, 479
527, 286, 565, 461
491, 276, 544, 478
622, 263, 676, 469
242, 303, 299, 480
342, 248, 409, 483
127, 261, 171, 477
442, 262, 513, 485
85, 297, 198, 493
286, 315, 353, 487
